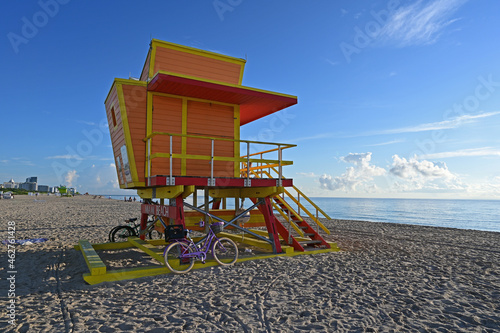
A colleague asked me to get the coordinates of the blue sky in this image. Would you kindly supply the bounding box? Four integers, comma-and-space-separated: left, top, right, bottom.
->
1, 0, 499, 199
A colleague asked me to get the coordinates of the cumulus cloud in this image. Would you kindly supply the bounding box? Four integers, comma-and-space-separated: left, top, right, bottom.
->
389, 155, 465, 192
465, 176, 500, 198
319, 152, 386, 192
380, 0, 467, 47
390, 155, 456, 180
61, 164, 119, 194
64, 170, 79, 187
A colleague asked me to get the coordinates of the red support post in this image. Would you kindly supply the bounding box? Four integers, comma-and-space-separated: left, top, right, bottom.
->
212, 198, 221, 210
140, 211, 148, 240
254, 197, 283, 254
175, 195, 186, 228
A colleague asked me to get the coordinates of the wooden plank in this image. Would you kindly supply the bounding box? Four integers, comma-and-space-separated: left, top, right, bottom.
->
78, 240, 106, 276
153, 46, 241, 85
127, 237, 165, 263
217, 232, 274, 252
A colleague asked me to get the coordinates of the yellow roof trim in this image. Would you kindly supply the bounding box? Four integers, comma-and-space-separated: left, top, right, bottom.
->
105, 79, 147, 105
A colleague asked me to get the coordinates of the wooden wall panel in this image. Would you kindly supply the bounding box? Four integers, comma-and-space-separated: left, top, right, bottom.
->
187, 101, 234, 137
186, 101, 235, 177
122, 84, 147, 184
153, 46, 242, 85
105, 86, 126, 185
151, 95, 183, 176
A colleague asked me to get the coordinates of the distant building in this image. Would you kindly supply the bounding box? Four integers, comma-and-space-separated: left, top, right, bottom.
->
37, 185, 49, 192
26, 176, 37, 183
49, 187, 59, 193
3, 179, 19, 189
19, 182, 37, 191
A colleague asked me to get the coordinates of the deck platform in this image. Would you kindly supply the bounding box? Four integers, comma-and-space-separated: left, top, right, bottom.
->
74, 235, 340, 285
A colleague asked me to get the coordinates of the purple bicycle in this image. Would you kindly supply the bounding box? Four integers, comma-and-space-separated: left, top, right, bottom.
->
163, 221, 239, 274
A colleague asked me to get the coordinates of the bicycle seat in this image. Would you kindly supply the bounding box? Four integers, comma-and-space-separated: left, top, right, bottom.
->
126, 218, 138, 222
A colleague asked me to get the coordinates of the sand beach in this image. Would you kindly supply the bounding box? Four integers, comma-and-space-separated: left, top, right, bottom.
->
1, 195, 499, 332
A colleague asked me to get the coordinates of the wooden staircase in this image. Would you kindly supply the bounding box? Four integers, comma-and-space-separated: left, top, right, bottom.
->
272, 196, 330, 250
241, 153, 333, 251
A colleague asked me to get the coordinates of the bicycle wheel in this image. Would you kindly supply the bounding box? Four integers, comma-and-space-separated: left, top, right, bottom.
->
108, 226, 120, 242
164, 242, 194, 274
148, 229, 163, 240
212, 237, 238, 266
110, 226, 136, 242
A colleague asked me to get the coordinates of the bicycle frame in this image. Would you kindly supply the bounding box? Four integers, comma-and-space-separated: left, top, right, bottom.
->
174, 228, 220, 264
141, 215, 166, 236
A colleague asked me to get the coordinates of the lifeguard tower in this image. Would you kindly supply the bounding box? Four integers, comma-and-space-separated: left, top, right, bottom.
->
76, 40, 338, 284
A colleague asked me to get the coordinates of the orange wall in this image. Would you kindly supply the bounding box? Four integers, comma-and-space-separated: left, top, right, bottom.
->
153, 46, 242, 85
105, 85, 127, 186
151, 95, 183, 177
122, 84, 147, 184
186, 100, 235, 177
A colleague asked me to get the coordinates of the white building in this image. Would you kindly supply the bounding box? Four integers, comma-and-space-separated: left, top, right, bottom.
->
3, 179, 19, 189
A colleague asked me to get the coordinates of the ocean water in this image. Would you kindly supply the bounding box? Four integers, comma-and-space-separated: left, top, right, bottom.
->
304, 198, 500, 233
106, 195, 499, 233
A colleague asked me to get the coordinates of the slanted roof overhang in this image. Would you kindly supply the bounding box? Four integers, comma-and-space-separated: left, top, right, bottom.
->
148, 71, 297, 125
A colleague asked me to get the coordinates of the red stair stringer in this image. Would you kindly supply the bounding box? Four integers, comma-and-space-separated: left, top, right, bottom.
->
296, 219, 331, 249
272, 216, 305, 251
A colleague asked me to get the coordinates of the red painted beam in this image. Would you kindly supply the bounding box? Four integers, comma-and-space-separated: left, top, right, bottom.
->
148, 176, 293, 188
141, 203, 177, 218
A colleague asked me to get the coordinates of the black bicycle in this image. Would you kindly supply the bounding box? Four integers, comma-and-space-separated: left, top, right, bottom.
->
108, 217, 163, 242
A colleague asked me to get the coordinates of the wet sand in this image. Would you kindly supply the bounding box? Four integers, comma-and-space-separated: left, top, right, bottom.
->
1, 195, 499, 332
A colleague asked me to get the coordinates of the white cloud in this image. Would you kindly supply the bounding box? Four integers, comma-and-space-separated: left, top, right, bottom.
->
466, 180, 500, 198
389, 154, 465, 192
390, 155, 456, 179
380, 0, 467, 47
77, 120, 97, 126
325, 58, 340, 66
319, 152, 386, 191
296, 172, 318, 178
419, 147, 500, 159
370, 111, 500, 135
366, 139, 405, 146
46, 154, 84, 160
62, 164, 120, 194
291, 133, 334, 142
64, 170, 79, 187
315, 153, 498, 198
